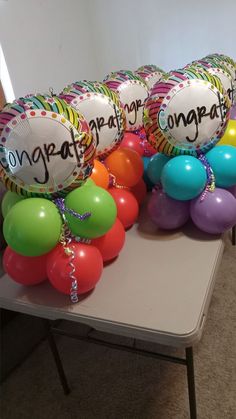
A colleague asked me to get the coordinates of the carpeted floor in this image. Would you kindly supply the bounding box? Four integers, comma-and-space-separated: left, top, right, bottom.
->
0, 235, 235, 419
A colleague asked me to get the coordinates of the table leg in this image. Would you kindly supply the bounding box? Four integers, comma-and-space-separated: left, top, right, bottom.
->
232, 226, 236, 246
185, 347, 197, 419
43, 319, 70, 395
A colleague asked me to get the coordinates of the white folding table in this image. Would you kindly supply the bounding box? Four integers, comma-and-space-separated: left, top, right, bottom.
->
0, 209, 225, 419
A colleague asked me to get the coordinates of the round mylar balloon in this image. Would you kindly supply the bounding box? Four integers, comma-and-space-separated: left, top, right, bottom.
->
203, 54, 236, 97
135, 65, 166, 90
186, 59, 234, 102
104, 70, 149, 131
60, 81, 125, 159
144, 68, 231, 156
0, 95, 95, 197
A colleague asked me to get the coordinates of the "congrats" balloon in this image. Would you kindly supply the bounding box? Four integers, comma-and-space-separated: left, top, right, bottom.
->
186, 59, 234, 102
104, 70, 149, 131
144, 68, 231, 156
135, 65, 166, 90
61, 81, 125, 159
0, 95, 95, 197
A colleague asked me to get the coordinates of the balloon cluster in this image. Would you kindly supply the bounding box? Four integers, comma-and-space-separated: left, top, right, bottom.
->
0, 73, 149, 301
144, 53, 236, 234
1, 52, 236, 303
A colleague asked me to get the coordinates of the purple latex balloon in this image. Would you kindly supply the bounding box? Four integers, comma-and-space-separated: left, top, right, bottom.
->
227, 185, 236, 198
190, 188, 236, 234
230, 104, 236, 121
148, 189, 190, 230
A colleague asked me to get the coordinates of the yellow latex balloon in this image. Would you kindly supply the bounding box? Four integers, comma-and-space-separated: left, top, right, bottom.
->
218, 120, 236, 147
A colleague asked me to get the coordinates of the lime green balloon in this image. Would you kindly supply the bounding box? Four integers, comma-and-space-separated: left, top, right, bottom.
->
1, 191, 25, 218
3, 198, 62, 256
65, 185, 117, 239
83, 178, 95, 187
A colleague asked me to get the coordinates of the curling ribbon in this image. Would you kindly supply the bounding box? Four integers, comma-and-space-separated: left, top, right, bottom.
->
55, 200, 91, 304
197, 153, 215, 201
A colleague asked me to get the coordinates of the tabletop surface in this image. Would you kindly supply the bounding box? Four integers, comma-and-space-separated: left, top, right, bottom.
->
0, 205, 224, 347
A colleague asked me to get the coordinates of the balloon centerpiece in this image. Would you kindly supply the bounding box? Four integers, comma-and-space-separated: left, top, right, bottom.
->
0, 92, 118, 303
1, 52, 236, 304
144, 58, 236, 234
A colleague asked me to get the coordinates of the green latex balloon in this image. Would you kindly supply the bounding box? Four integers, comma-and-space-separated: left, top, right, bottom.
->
1, 191, 25, 218
65, 185, 117, 239
83, 178, 95, 188
3, 198, 62, 256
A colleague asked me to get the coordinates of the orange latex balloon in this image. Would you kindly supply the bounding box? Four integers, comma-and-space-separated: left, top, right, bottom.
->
105, 148, 144, 187
90, 160, 110, 189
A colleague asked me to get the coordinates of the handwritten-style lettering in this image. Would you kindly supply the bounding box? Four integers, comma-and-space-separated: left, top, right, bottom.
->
89, 104, 120, 146
124, 99, 144, 125
166, 92, 227, 142
0, 130, 82, 185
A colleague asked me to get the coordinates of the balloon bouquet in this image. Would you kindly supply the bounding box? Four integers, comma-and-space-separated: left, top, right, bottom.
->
1, 52, 236, 303
60, 79, 144, 231
0, 93, 122, 301
105, 66, 168, 191
96, 70, 148, 227
102, 67, 166, 215
144, 54, 236, 234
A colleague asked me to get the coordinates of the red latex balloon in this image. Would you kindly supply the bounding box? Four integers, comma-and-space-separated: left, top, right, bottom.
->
92, 218, 125, 262
3, 246, 48, 285
130, 178, 147, 205
120, 132, 144, 156
47, 242, 103, 295
105, 148, 144, 187
109, 188, 139, 229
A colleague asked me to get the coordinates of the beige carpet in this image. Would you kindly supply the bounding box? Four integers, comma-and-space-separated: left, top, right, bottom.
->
0, 234, 235, 419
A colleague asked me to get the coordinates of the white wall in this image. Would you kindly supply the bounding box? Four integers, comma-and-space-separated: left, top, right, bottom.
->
87, 0, 236, 78
0, 0, 235, 98
0, 0, 98, 97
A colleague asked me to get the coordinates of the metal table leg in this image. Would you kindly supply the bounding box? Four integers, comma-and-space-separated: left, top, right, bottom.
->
43, 319, 70, 395
43, 321, 198, 417
186, 347, 197, 419
232, 226, 236, 246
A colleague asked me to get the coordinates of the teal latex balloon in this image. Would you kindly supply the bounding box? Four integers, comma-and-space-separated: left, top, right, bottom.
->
3, 198, 62, 256
1, 191, 25, 218
206, 145, 236, 188
161, 156, 207, 201
65, 185, 117, 239
142, 156, 154, 190
147, 153, 170, 184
